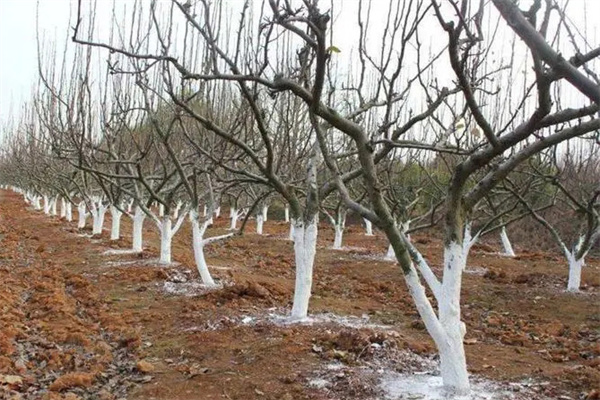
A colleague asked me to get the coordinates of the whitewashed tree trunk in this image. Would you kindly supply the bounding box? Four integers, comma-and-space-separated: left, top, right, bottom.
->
77, 202, 87, 229
256, 214, 264, 235
229, 208, 239, 230
34, 196, 42, 210
173, 201, 183, 219
290, 217, 318, 320
289, 219, 295, 241
50, 197, 58, 216
437, 242, 470, 393
189, 209, 234, 286
109, 206, 122, 241
155, 210, 188, 264
132, 206, 145, 252
203, 204, 207, 217
190, 210, 216, 286
385, 243, 395, 260
333, 225, 344, 249
396, 225, 473, 394
60, 198, 67, 218
159, 217, 173, 264
262, 205, 269, 221
284, 205, 290, 222
127, 200, 133, 214
65, 202, 73, 222
500, 227, 516, 257
43, 195, 51, 214
214, 206, 221, 218
364, 218, 374, 236
566, 252, 584, 292
91, 203, 108, 235
158, 203, 165, 217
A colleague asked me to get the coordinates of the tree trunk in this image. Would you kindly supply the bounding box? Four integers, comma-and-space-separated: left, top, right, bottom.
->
229, 208, 238, 230
288, 219, 295, 241
262, 205, 269, 221
50, 197, 58, 216
437, 242, 470, 393
65, 202, 73, 222
566, 253, 584, 292
290, 217, 318, 320
500, 227, 516, 257
284, 205, 289, 222
385, 243, 395, 260
60, 198, 67, 218
77, 202, 87, 229
159, 217, 172, 264
214, 206, 221, 218
132, 206, 145, 252
190, 214, 216, 286
256, 214, 264, 235
364, 218, 374, 236
91, 205, 107, 235
110, 206, 122, 241
43, 195, 51, 214
333, 224, 344, 249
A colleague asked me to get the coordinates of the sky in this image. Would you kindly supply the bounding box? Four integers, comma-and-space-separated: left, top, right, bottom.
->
0, 0, 72, 127
0, 0, 598, 140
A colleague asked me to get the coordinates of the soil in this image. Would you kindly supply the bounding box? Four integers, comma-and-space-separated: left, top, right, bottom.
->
0, 190, 598, 399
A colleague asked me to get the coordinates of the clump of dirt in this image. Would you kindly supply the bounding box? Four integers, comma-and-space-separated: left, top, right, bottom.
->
313, 329, 399, 363
205, 279, 288, 305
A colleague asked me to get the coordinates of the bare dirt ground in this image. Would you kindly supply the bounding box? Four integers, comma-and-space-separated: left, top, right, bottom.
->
0, 190, 598, 399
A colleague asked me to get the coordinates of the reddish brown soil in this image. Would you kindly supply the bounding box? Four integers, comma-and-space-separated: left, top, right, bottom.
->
0, 190, 598, 399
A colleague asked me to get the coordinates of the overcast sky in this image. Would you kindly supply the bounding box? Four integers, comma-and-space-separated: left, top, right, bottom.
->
1, 0, 598, 137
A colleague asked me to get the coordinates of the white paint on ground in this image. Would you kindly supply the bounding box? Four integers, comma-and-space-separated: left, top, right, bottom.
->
380, 372, 525, 400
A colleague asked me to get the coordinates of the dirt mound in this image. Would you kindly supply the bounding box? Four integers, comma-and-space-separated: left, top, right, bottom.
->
205, 280, 288, 305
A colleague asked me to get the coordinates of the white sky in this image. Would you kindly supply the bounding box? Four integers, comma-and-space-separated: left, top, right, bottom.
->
0, 0, 598, 139
0, 0, 71, 127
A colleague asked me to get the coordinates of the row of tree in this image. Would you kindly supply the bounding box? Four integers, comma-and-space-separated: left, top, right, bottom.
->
0, 0, 598, 395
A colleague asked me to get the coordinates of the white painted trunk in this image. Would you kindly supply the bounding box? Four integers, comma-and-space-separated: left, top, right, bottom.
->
110, 206, 122, 241
190, 214, 216, 286
385, 243, 395, 260
214, 206, 221, 218
203, 205, 207, 217
43, 195, 51, 214
132, 207, 145, 252
284, 206, 289, 222
437, 243, 470, 393
50, 198, 58, 216
290, 218, 318, 320
567, 254, 584, 292
364, 218, 374, 236
229, 208, 238, 230
92, 206, 107, 235
60, 198, 67, 218
34, 197, 42, 210
127, 201, 133, 214
159, 217, 173, 264
65, 202, 73, 222
173, 202, 183, 219
256, 214, 264, 235
158, 203, 165, 217
333, 225, 344, 249
289, 219, 295, 241
77, 203, 87, 229
262, 205, 269, 221
500, 227, 515, 257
